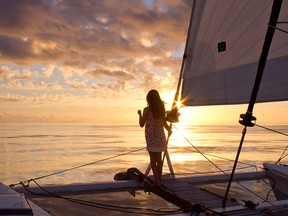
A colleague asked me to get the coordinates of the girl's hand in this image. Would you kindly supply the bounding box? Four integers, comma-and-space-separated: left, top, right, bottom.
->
137, 110, 141, 115
168, 129, 172, 137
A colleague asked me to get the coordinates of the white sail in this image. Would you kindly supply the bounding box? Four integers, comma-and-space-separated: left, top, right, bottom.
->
181, 0, 288, 106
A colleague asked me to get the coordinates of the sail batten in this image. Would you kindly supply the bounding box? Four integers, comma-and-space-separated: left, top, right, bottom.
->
181, 0, 288, 106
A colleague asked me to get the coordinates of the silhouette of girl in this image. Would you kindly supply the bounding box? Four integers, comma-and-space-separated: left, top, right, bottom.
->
138, 89, 172, 185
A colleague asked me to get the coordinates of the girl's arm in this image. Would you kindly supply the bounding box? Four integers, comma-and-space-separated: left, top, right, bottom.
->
138, 107, 148, 127
163, 119, 172, 136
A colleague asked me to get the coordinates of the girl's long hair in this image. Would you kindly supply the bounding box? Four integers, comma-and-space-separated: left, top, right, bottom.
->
146, 89, 165, 119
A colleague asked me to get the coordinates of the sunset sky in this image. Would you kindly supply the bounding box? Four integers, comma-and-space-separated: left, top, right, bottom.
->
0, 0, 287, 125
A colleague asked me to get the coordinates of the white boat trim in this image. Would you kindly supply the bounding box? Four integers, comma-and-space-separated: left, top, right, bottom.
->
171, 171, 267, 185
263, 162, 288, 200
0, 182, 51, 216
14, 180, 139, 195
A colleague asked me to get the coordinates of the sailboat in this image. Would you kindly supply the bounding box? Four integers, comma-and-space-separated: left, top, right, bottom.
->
1, 0, 288, 215
176, 0, 288, 212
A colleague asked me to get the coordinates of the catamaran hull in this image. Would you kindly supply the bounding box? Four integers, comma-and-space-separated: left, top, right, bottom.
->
263, 162, 288, 200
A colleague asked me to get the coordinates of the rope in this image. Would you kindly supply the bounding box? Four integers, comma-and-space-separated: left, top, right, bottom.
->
20, 179, 183, 215
255, 123, 288, 163
262, 170, 288, 215
276, 146, 288, 164
10, 147, 146, 187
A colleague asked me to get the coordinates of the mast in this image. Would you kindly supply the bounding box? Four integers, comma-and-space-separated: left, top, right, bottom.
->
222, 0, 283, 208
167, 1, 196, 123
162, 1, 197, 178
174, 1, 196, 108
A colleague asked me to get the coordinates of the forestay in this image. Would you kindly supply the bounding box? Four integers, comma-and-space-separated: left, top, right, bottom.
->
181, 0, 288, 106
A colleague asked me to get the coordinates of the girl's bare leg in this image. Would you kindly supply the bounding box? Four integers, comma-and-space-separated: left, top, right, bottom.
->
155, 152, 163, 184
149, 152, 160, 185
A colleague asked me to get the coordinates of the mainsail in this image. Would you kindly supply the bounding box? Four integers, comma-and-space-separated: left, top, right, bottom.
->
180, 0, 288, 107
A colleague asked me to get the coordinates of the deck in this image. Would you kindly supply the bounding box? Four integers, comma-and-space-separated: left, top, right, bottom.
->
129, 168, 288, 215
2, 167, 288, 215
161, 178, 266, 215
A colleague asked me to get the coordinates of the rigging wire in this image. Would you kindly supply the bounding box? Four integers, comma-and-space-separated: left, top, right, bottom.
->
169, 143, 261, 171
10, 125, 265, 188
171, 124, 287, 212
276, 146, 288, 164
255, 123, 288, 137
9, 122, 288, 214
171, 125, 226, 175
10, 147, 146, 187
269, 20, 288, 34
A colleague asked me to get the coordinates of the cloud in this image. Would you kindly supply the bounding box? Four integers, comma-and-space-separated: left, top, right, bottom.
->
13, 69, 32, 80
0, 66, 31, 80
40, 64, 55, 78
0, 66, 17, 78
0, 36, 34, 63
0, 93, 77, 105
0, 1, 59, 30
0, 65, 62, 89
0, 94, 27, 103
0, 111, 84, 123
87, 69, 135, 81
66, 79, 86, 89
0, 0, 190, 68
0, 0, 192, 122
38, 81, 62, 90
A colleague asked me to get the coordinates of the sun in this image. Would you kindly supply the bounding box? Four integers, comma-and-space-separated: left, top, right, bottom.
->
161, 90, 183, 110
160, 90, 224, 126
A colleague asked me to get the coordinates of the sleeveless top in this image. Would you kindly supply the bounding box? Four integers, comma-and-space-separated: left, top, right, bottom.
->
145, 108, 167, 152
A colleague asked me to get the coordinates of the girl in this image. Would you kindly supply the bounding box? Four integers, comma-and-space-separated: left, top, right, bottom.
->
138, 89, 172, 186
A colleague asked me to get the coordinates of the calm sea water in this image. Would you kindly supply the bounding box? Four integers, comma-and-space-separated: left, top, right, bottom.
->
0, 123, 287, 189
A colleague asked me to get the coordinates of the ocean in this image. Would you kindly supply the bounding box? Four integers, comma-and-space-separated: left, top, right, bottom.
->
1, 122, 287, 187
